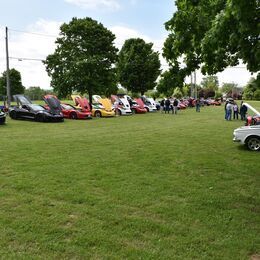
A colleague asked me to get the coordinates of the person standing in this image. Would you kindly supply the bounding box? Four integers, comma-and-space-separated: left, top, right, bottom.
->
233, 102, 239, 120
240, 101, 248, 120
226, 102, 233, 120
160, 99, 165, 113
195, 98, 200, 112
172, 98, 178, 114
165, 98, 170, 114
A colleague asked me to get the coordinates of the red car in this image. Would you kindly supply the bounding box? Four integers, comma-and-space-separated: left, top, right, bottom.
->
132, 98, 147, 113
44, 95, 92, 119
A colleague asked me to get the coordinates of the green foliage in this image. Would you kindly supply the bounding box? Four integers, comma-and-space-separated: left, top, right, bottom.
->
0, 68, 25, 97
173, 87, 183, 99
164, 0, 259, 77
201, 75, 219, 91
221, 83, 237, 94
117, 38, 161, 95
44, 17, 118, 101
243, 75, 260, 100
157, 68, 184, 96
24, 87, 55, 100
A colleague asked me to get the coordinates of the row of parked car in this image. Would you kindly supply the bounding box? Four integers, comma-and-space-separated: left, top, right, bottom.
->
1, 94, 161, 123
1, 94, 259, 151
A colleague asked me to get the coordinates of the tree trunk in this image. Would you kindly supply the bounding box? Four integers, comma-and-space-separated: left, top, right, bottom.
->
89, 91, 93, 105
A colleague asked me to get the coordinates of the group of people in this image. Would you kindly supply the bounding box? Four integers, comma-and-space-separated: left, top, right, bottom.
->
160, 97, 179, 114
225, 100, 248, 121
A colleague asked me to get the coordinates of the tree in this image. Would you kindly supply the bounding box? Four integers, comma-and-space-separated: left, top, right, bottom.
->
243, 75, 260, 100
24, 87, 55, 100
156, 67, 185, 96
201, 76, 219, 91
163, 0, 259, 78
221, 83, 237, 95
117, 38, 161, 95
44, 17, 118, 102
0, 68, 25, 97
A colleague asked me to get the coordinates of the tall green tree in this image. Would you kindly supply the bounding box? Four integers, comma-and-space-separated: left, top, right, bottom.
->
157, 68, 184, 96
201, 75, 219, 91
117, 38, 161, 95
44, 17, 118, 102
164, 0, 259, 78
243, 75, 260, 100
0, 68, 25, 97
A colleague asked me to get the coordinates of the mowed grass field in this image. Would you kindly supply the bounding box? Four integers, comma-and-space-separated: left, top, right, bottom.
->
1, 101, 259, 259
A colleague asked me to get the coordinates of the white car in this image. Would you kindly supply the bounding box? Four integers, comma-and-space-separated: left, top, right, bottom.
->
233, 125, 260, 151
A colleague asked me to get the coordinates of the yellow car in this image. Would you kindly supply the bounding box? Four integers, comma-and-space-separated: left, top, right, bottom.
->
71, 95, 115, 118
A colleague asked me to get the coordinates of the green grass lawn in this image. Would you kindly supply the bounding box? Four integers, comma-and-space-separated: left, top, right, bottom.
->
1, 102, 259, 259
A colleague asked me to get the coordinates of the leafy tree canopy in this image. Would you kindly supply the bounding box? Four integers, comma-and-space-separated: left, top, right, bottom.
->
117, 38, 161, 95
0, 68, 25, 97
164, 0, 259, 78
201, 75, 219, 91
242, 75, 260, 100
24, 86, 55, 100
44, 17, 118, 101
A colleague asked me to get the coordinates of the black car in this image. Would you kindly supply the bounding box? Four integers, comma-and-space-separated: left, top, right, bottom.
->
9, 95, 64, 122
0, 111, 6, 124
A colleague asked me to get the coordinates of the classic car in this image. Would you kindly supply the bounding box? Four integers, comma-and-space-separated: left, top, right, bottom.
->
125, 95, 146, 114
141, 96, 157, 112
233, 125, 260, 151
92, 95, 115, 117
9, 95, 64, 122
45, 95, 92, 119
111, 95, 132, 116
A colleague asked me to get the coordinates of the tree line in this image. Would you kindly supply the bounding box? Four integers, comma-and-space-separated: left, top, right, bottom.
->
0, 1, 259, 101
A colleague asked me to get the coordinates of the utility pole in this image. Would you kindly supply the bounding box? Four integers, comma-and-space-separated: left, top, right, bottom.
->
194, 71, 197, 99
190, 73, 193, 97
5, 26, 11, 107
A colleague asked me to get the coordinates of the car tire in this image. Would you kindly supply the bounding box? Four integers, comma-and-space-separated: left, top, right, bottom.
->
9, 110, 17, 119
95, 111, 102, 118
246, 136, 260, 151
36, 114, 44, 122
145, 107, 149, 112
70, 112, 77, 119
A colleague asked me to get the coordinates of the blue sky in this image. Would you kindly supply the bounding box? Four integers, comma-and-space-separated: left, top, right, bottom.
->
0, 0, 255, 89
1, 0, 174, 39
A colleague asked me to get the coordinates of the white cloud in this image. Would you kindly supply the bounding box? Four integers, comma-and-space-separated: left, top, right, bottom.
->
65, 0, 120, 11
0, 20, 61, 88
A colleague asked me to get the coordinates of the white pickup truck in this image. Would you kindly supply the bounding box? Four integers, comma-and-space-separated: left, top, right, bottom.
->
233, 103, 260, 151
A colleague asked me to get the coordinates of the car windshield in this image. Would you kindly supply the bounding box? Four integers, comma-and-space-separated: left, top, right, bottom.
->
30, 104, 45, 111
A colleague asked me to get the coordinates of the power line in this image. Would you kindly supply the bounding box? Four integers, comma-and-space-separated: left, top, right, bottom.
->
9, 56, 45, 62
8, 28, 58, 38
7, 27, 163, 50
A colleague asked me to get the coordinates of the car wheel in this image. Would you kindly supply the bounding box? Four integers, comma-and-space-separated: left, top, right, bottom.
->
116, 109, 122, 116
95, 111, 102, 118
246, 136, 260, 151
145, 107, 149, 112
9, 110, 17, 119
36, 114, 44, 122
70, 112, 77, 119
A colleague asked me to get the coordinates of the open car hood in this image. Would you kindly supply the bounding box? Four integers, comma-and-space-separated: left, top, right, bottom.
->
71, 95, 91, 111
43, 95, 62, 115
13, 95, 32, 106
244, 103, 260, 116
135, 98, 145, 108
76, 97, 91, 111
100, 98, 113, 110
